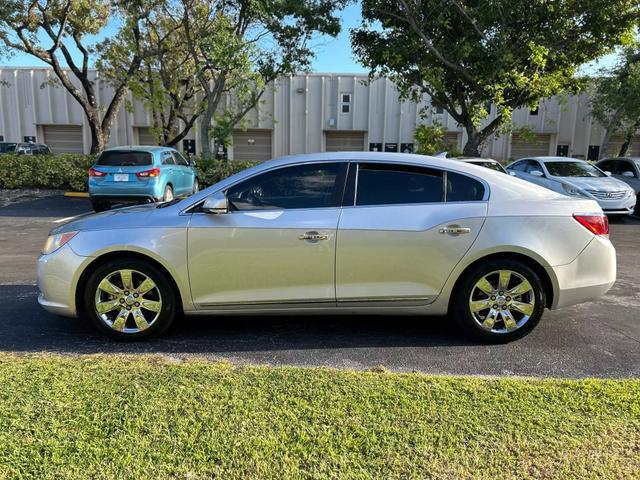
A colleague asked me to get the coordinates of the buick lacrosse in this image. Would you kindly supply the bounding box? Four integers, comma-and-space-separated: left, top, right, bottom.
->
37, 152, 616, 342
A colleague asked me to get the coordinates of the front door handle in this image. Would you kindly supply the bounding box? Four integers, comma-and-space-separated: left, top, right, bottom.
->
439, 225, 471, 236
299, 231, 329, 242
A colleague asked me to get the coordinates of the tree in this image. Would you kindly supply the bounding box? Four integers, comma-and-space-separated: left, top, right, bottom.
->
0, 0, 155, 153
590, 46, 640, 158
352, 0, 640, 156
173, 0, 347, 158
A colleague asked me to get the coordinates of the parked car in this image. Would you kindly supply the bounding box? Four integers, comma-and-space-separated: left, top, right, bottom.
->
38, 152, 616, 343
596, 157, 640, 215
506, 156, 636, 215
455, 157, 508, 173
0, 142, 51, 155
88, 146, 198, 212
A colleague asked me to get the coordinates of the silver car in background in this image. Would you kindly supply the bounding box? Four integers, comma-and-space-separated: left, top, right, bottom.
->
37, 152, 616, 343
506, 156, 636, 215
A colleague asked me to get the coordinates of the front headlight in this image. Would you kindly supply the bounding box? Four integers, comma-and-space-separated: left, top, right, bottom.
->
42, 231, 78, 255
561, 183, 588, 197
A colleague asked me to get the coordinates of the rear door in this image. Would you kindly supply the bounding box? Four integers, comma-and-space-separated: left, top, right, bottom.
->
188, 162, 347, 307
160, 151, 180, 192
173, 151, 195, 193
336, 163, 487, 304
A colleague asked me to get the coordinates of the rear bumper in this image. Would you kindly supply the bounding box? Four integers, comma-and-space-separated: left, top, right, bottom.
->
547, 235, 616, 309
88, 178, 164, 201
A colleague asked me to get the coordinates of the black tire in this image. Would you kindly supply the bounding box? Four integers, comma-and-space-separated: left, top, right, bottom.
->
91, 200, 111, 212
451, 259, 546, 343
82, 259, 178, 341
192, 177, 199, 194
163, 184, 174, 202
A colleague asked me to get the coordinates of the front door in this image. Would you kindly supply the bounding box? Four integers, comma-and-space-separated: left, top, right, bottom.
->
336, 163, 487, 303
188, 162, 347, 307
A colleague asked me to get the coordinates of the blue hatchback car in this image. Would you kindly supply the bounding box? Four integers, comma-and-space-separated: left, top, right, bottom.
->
88, 146, 198, 212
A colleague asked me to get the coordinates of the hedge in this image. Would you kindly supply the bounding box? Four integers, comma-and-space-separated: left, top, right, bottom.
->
0, 154, 259, 192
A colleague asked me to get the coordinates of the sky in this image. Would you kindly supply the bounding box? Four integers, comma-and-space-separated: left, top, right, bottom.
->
0, 1, 616, 74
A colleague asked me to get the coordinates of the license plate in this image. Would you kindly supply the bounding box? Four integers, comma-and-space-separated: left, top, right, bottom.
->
114, 174, 129, 182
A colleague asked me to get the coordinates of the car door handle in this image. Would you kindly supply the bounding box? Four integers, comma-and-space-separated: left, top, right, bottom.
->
439, 225, 471, 235
299, 231, 329, 241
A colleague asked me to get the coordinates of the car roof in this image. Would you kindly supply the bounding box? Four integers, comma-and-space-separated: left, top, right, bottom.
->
102, 145, 172, 153
455, 157, 499, 163
521, 156, 586, 163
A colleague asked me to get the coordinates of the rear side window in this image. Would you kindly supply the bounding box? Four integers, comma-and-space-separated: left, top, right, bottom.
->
97, 151, 153, 166
227, 163, 344, 210
356, 164, 444, 206
446, 172, 485, 201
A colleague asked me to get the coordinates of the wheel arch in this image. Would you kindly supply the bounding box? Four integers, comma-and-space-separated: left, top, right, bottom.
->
75, 251, 185, 317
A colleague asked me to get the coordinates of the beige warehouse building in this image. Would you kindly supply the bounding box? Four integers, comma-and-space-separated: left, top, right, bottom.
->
0, 67, 636, 161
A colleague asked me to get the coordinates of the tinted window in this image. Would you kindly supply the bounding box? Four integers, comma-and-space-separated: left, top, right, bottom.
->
356, 164, 443, 206
545, 161, 605, 177
509, 161, 526, 172
447, 172, 485, 201
161, 152, 176, 165
173, 152, 189, 166
227, 163, 343, 210
523, 160, 544, 174
97, 151, 153, 166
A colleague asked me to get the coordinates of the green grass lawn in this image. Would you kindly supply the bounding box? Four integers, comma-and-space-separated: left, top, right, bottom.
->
0, 354, 638, 479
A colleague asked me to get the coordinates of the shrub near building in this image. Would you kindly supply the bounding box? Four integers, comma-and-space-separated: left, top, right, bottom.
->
0, 153, 258, 192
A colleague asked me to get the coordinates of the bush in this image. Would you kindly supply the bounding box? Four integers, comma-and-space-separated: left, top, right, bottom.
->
0, 153, 260, 192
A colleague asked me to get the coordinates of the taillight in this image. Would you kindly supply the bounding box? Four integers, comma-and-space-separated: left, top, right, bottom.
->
573, 214, 609, 235
88, 167, 106, 177
136, 168, 161, 178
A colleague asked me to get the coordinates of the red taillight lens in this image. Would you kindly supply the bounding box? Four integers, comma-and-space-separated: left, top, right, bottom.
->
573, 214, 609, 235
88, 167, 106, 177
136, 168, 160, 178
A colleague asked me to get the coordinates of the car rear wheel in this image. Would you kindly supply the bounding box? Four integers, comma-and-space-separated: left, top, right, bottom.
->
82, 259, 177, 341
163, 185, 174, 202
91, 200, 111, 212
452, 260, 546, 343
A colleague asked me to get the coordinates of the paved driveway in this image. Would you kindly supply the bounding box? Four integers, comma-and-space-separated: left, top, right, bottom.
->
0, 195, 638, 378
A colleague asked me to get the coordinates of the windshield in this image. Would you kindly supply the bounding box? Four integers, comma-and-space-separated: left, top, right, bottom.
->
0, 143, 17, 153
97, 151, 153, 166
470, 161, 506, 173
545, 161, 605, 177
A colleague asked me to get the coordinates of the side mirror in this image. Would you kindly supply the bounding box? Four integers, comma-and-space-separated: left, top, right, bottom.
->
530, 170, 544, 177
622, 171, 635, 178
201, 191, 228, 214
604, 171, 612, 177
508, 171, 517, 176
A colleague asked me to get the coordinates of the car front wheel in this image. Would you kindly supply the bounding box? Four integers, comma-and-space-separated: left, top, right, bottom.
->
452, 260, 546, 343
82, 259, 177, 341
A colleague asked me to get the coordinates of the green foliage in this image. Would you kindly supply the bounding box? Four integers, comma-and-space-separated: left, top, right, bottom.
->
0, 353, 639, 478
413, 123, 462, 156
0, 154, 258, 191
352, 0, 640, 155
589, 45, 640, 157
0, 154, 93, 191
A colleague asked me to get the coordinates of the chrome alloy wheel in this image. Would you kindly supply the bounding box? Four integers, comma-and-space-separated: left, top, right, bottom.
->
94, 269, 162, 334
468, 270, 535, 334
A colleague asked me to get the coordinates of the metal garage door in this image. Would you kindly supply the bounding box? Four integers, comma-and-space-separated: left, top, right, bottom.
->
607, 135, 640, 157
42, 125, 83, 154
136, 127, 157, 146
232, 129, 272, 162
325, 131, 365, 152
510, 134, 551, 160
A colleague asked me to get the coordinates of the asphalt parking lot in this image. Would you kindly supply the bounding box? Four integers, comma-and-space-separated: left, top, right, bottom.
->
0, 194, 638, 378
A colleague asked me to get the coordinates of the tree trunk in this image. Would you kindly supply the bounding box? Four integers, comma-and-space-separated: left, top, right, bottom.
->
619, 137, 631, 157
199, 97, 216, 158
600, 127, 614, 159
88, 115, 105, 154
462, 126, 483, 157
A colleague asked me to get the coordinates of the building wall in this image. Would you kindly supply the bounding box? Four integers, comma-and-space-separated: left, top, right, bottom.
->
0, 67, 611, 161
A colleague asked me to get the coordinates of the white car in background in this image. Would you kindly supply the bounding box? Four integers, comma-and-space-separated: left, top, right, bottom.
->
506, 156, 636, 215
455, 157, 508, 173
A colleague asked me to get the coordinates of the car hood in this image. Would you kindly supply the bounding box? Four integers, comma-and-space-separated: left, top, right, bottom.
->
51, 203, 158, 235
557, 176, 632, 192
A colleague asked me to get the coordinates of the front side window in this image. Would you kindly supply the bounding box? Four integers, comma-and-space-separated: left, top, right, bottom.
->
161, 152, 176, 165
97, 151, 153, 166
355, 164, 444, 206
227, 163, 343, 211
545, 161, 605, 178
509, 161, 526, 172
173, 151, 189, 166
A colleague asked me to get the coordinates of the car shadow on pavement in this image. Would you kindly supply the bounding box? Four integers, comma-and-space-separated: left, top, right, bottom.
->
0, 285, 476, 357
0, 195, 92, 218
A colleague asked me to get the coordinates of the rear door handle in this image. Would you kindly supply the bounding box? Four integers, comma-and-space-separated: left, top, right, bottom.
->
439, 225, 471, 235
299, 231, 329, 241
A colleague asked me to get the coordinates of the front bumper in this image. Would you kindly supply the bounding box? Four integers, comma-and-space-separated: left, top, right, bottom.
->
37, 243, 88, 317
547, 234, 616, 309
594, 195, 636, 215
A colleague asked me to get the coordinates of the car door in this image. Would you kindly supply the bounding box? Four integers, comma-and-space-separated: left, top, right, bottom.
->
160, 151, 179, 192
173, 151, 194, 193
335, 162, 487, 304
611, 160, 640, 193
187, 161, 347, 307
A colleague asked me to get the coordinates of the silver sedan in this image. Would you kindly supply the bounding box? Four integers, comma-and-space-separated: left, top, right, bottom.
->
37, 152, 616, 343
